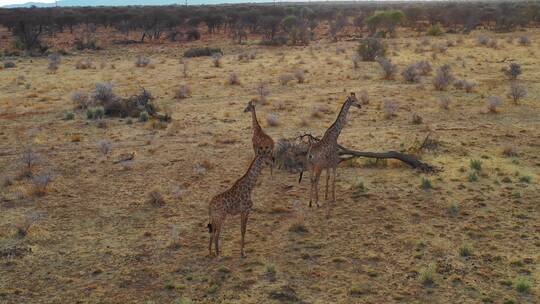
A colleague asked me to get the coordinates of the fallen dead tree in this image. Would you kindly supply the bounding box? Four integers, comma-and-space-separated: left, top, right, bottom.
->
275, 133, 440, 181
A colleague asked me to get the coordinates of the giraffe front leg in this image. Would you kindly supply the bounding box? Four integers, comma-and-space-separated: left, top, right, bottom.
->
331, 166, 337, 203
208, 222, 215, 257
214, 221, 222, 256
324, 169, 330, 201
314, 169, 322, 208
240, 211, 249, 258
309, 171, 314, 208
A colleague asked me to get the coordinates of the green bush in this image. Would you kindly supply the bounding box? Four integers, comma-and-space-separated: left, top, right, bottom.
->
184, 47, 222, 58
139, 111, 149, 122
357, 38, 387, 61
427, 24, 443, 36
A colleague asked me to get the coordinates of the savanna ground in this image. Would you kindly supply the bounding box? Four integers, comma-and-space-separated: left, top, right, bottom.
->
1, 26, 539, 304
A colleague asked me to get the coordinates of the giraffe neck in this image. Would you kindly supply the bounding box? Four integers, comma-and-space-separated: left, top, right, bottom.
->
237, 156, 265, 191
251, 108, 262, 132
322, 100, 352, 143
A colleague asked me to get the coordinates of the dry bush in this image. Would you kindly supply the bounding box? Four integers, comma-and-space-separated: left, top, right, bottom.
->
335, 47, 346, 54
255, 80, 270, 102
135, 55, 151, 67
14, 212, 42, 238
294, 70, 305, 83
228, 73, 240, 85
411, 113, 423, 124
401, 63, 421, 83
92, 83, 118, 105
415, 60, 432, 75
274, 138, 309, 173
433, 64, 455, 91
518, 36, 531, 46
504, 63, 522, 80
376, 57, 397, 80
279, 74, 294, 86
359, 90, 369, 105
487, 96, 502, 113
507, 82, 527, 103
352, 54, 361, 69
266, 113, 279, 126
47, 53, 61, 72
486, 39, 498, 49
3, 60, 16, 68
98, 139, 112, 155
19, 147, 39, 178
238, 51, 256, 61
357, 38, 386, 61
477, 35, 490, 45
175, 85, 191, 99
382, 99, 398, 119
502, 146, 518, 157
71, 91, 91, 109
454, 79, 476, 92
438, 96, 450, 110
31, 172, 53, 196
147, 189, 165, 206
211, 53, 222, 67
75, 58, 93, 69
432, 43, 448, 53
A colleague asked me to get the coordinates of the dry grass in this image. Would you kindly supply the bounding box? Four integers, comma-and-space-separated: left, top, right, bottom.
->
0, 26, 539, 304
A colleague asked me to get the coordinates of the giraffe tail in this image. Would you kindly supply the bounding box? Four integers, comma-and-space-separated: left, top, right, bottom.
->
207, 223, 213, 233
298, 170, 304, 183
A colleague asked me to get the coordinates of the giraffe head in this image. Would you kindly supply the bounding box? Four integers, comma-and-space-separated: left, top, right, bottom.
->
243, 100, 255, 113
347, 92, 361, 109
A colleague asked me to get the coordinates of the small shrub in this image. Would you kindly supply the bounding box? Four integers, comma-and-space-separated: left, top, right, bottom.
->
411, 113, 423, 125
421, 177, 432, 190
518, 36, 530, 46
433, 64, 455, 91
211, 53, 222, 68
185, 28, 201, 41
289, 223, 308, 233
20, 147, 39, 178
359, 90, 369, 105
266, 114, 279, 127
515, 278, 531, 293
401, 63, 421, 83
420, 265, 435, 286
504, 63, 521, 80
32, 172, 53, 196
279, 74, 294, 86
448, 202, 460, 216
294, 70, 305, 84
87, 106, 104, 119
382, 99, 398, 118
255, 80, 270, 102
467, 172, 478, 182
502, 146, 518, 157
486, 39, 498, 49
228, 73, 240, 85
183, 47, 222, 58
135, 55, 151, 67
175, 85, 191, 99
507, 82, 527, 103
470, 159, 482, 171
139, 111, 149, 122
454, 79, 476, 93
439, 96, 450, 110
376, 57, 397, 80
14, 212, 42, 238
459, 244, 472, 257
426, 24, 443, 36
3, 60, 16, 68
75, 58, 93, 69
47, 53, 61, 72
64, 112, 75, 120
92, 83, 117, 104
71, 91, 90, 109
357, 38, 387, 61
147, 189, 165, 206
98, 139, 112, 155
487, 96, 502, 113
415, 60, 432, 75
477, 35, 490, 45
519, 175, 532, 183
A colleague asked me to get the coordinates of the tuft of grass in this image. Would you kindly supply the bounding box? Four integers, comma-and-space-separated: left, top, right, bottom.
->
467, 172, 478, 182
459, 244, 472, 257
470, 159, 482, 171
518, 175, 531, 184
448, 203, 460, 216
421, 178, 432, 190
289, 223, 308, 233
139, 111, 149, 122
147, 189, 165, 206
420, 265, 435, 287
514, 277, 531, 293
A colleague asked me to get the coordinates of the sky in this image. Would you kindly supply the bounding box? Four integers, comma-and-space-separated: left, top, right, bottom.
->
1, 0, 55, 4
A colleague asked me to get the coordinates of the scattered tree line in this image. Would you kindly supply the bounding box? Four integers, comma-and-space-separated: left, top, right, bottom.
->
0, 1, 539, 54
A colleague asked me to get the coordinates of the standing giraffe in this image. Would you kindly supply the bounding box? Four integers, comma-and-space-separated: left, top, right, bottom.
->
305, 92, 361, 208
207, 154, 272, 257
244, 100, 275, 175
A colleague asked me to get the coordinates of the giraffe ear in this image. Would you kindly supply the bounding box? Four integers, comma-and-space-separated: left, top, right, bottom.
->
350, 92, 356, 97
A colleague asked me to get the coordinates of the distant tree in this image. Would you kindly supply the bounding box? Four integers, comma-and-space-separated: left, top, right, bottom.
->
365, 10, 405, 37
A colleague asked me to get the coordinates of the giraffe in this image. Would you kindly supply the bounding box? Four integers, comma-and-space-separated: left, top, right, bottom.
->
305, 92, 361, 209
244, 100, 275, 175
207, 154, 272, 258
